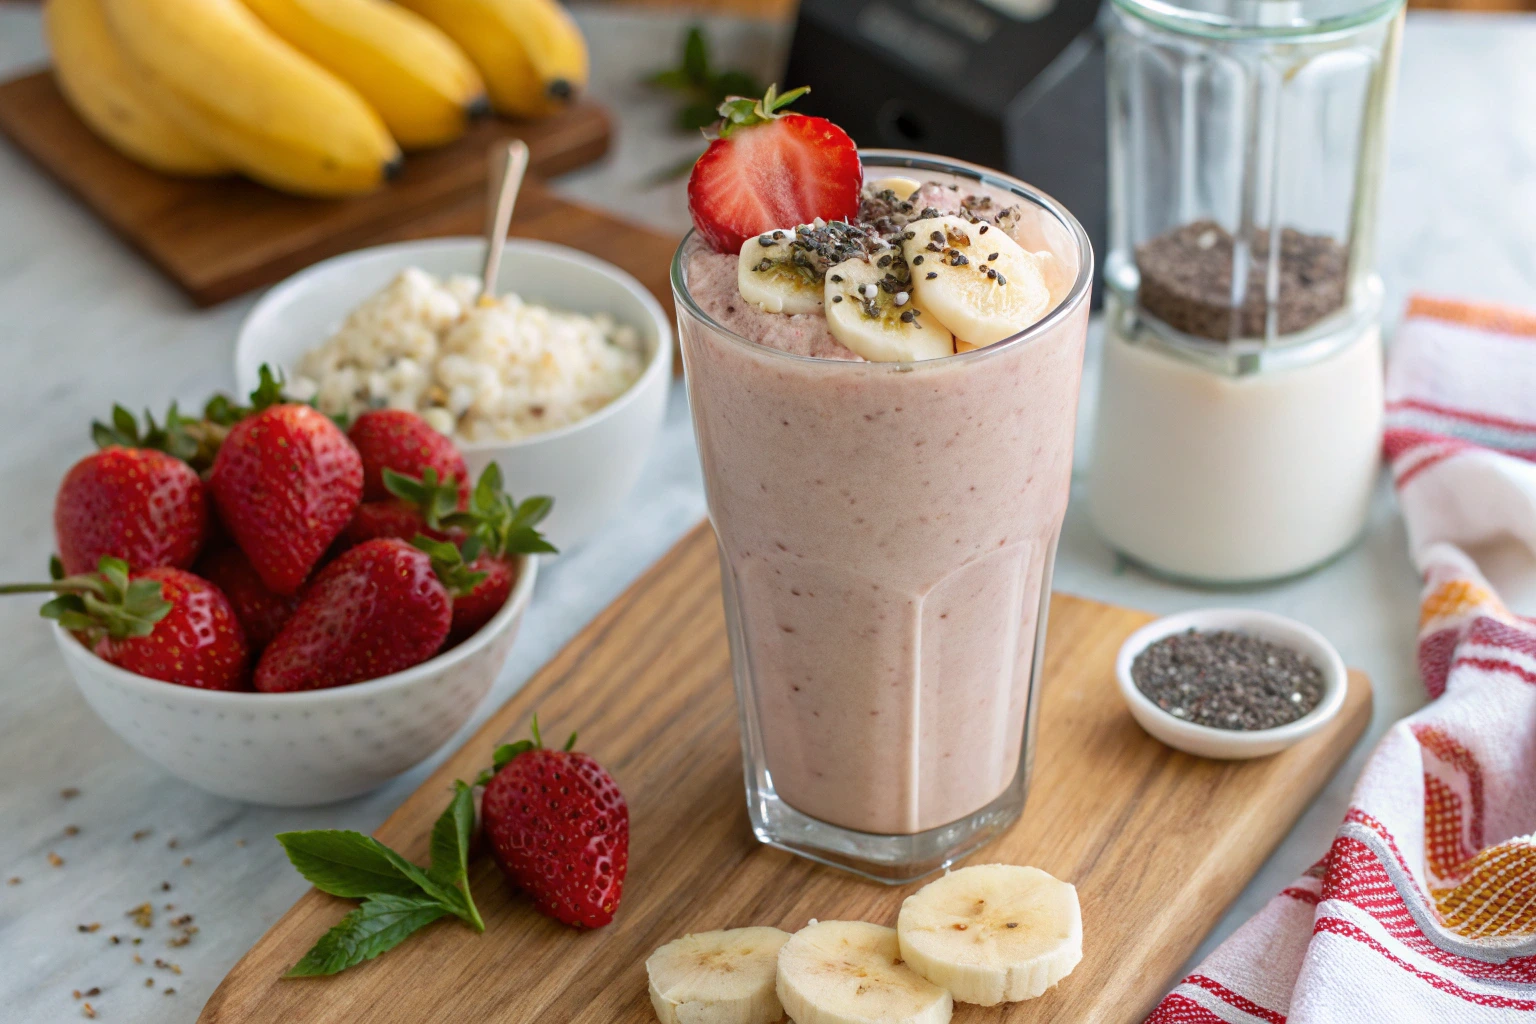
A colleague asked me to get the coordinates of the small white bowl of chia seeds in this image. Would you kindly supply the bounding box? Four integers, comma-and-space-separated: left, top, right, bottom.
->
1115, 608, 1348, 759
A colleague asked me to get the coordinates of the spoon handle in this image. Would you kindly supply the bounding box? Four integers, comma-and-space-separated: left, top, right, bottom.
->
480, 139, 530, 303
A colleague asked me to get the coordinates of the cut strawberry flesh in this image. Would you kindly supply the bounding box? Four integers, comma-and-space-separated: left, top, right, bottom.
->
688, 115, 862, 255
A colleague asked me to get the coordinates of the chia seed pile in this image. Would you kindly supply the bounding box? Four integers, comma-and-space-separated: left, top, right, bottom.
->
1135, 219, 1348, 341
1131, 628, 1325, 731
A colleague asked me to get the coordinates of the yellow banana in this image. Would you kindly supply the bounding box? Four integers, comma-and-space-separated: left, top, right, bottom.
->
393, 0, 588, 119
99, 0, 401, 197
239, 0, 487, 149
43, 0, 231, 176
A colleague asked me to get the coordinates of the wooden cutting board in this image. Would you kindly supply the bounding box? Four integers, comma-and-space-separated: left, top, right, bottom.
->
200, 521, 1372, 1024
0, 70, 613, 306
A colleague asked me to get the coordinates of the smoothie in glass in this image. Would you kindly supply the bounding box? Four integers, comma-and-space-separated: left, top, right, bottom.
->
676, 146, 1092, 881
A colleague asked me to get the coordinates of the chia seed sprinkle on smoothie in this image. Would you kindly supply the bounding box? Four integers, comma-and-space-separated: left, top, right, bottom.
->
1131, 629, 1325, 731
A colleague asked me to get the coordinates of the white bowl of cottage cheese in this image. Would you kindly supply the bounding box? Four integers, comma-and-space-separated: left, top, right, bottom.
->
235, 237, 672, 551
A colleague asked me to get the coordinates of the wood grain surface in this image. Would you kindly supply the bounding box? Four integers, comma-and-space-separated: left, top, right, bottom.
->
0, 70, 613, 305
200, 520, 1372, 1024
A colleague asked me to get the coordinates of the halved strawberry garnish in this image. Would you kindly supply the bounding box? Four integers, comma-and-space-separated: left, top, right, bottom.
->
687, 85, 862, 255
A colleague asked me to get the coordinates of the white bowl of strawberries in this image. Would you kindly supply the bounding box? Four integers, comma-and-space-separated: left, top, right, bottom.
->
21, 380, 550, 805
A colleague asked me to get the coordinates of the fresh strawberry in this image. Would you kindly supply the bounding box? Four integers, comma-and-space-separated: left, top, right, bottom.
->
337, 467, 466, 550
411, 463, 555, 643
1, 557, 247, 690
447, 553, 515, 642
687, 85, 862, 254
87, 366, 292, 474
254, 538, 452, 693
340, 501, 460, 549
54, 447, 208, 576
479, 718, 628, 929
348, 409, 469, 504
414, 538, 515, 644
194, 546, 300, 650
209, 404, 363, 596
97, 567, 249, 690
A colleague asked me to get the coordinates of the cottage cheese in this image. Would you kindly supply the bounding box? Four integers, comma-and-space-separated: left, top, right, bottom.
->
288, 268, 646, 442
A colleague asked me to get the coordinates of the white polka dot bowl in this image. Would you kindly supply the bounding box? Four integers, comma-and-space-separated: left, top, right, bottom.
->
51, 554, 537, 806
1114, 607, 1348, 760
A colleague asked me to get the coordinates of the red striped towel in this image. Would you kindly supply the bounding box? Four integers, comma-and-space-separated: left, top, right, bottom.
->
1142, 297, 1536, 1023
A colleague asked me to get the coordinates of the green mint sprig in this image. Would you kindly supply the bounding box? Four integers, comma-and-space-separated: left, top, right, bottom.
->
645, 25, 763, 133
277, 780, 483, 977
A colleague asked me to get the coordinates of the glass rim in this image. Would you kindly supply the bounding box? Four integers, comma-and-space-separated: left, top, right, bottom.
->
669, 149, 1095, 372
1109, 0, 1404, 40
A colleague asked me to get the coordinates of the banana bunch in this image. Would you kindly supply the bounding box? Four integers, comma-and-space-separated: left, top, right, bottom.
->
642, 864, 1083, 1024
394, 0, 589, 119
42, 0, 587, 197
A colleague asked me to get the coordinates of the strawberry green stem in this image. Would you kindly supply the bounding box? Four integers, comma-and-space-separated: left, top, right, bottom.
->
0, 556, 170, 641
0, 580, 99, 595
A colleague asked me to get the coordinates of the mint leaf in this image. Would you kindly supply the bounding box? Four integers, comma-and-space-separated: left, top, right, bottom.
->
284, 894, 450, 977
427, 782, 482, 932
368, 842, 473, 923
275, 831, 430, 900
682, 25, 708, 83
644, 25, 763, 135
278, 781, 489, 977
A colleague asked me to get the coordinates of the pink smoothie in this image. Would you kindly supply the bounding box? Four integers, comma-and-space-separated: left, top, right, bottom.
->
679, 171, 1090, 836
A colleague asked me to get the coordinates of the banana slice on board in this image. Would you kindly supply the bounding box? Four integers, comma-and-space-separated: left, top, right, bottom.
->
738, 229, 825, 315
645, 926, 791, 1024
824, 251, 953, 362
902, 215, 1053, 348
777, 920, 953, 1024
896, 864, 1082, 1006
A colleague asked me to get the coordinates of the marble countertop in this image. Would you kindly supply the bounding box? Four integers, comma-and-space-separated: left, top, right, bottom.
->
1, 6, 1533, 1022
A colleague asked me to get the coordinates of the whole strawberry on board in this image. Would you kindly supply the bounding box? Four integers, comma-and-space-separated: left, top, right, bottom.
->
194, 545, 300, 651
0, 556, 248, 690
348, 408, 469, 504
54, 444, 208, 576
254, 538, 454, 693
687, 84, 862, 254
479, 717, 629, 929
210, 402, 363, 596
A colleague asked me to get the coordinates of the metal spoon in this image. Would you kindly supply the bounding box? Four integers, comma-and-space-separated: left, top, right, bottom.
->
479, 139, 530, 305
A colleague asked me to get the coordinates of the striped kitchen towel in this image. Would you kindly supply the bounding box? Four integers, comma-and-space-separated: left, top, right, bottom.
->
1142, 296, 1536, 1024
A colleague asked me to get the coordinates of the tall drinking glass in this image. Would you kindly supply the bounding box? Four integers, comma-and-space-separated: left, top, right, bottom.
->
674, 152, 1093, 882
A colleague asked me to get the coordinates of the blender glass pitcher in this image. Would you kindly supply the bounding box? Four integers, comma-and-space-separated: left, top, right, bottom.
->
1089, 0, 1404, 584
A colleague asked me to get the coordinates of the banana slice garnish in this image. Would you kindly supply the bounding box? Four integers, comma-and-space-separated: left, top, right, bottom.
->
777, 920, 953, 1024
824, 249, 953, 362
738, 229, 827, 315
896, 864, 1082, 1006
866, 175, 923, 201
902, 215, 1053, 348
646, 926, 791, 1024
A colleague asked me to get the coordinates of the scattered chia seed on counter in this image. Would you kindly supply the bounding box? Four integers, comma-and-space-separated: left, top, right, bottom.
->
1131, 629, 1325, 730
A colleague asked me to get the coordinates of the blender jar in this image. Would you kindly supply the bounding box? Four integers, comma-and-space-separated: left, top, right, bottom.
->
1088, 0, 1404, 584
